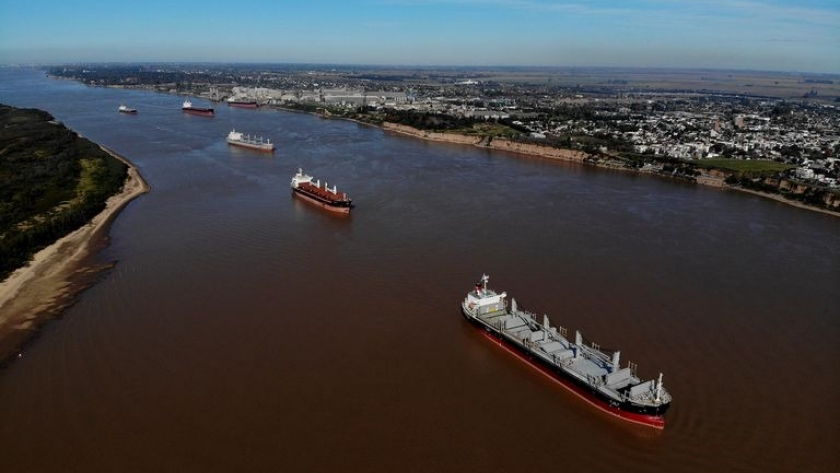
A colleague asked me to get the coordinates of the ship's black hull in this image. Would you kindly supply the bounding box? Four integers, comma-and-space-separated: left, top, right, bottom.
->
461, 306, 669, 427
228, 101, 259, 108
182, 108, 214, 117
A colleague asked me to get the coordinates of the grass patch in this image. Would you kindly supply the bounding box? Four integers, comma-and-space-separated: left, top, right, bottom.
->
459, 122, 522, 138
695, 158, 794, 175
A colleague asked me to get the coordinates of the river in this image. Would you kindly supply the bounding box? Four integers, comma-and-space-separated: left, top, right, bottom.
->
0, 67, 838, 472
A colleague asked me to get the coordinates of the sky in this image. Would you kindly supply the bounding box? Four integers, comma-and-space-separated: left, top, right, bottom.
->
1, 0, 838, 73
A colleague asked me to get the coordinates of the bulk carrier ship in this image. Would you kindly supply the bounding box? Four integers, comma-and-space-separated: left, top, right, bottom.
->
227, 98, 259, 108
226, 129, 274, 152
117, 104, 137, 114
290, 169, 353, 214
181, 98, 214, 117
461, 274, 672, 428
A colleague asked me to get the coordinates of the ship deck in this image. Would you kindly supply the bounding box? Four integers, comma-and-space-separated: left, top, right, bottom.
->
297, 182, 350, 203
477, 310, 612, 384
464, 280, 672, 419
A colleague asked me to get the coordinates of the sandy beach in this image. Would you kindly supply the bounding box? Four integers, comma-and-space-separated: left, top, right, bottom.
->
0, 147, 150, 364
729, 186, 840, 217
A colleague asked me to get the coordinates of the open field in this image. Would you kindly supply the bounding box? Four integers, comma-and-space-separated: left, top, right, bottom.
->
458, 122, 522, 138
695, 158, 796, 174
478, 68, 840, 100
48, 63, 840, 102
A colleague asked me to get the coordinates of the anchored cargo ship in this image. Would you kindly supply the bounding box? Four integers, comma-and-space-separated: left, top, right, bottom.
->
461, 274, 672, 428
226, 129, 275, 152
227, 98, 259, 108
181, 98, 214, 117
290, 168, 353, 214
117, 104, 137, 114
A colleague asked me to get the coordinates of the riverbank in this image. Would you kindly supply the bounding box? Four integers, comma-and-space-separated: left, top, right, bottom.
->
729, 186, 840, 217
381, 122, 589, 163
0, 146, 150, 365
380, 122, 840, 218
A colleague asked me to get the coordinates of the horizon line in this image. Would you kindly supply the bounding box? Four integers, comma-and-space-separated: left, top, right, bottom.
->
4, 61, 839, 77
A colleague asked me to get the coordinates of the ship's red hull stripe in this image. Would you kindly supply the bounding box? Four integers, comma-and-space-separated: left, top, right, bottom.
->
477, 328, 665, 429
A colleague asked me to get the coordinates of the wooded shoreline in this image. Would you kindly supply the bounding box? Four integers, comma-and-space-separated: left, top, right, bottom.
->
0, 146, 149, 365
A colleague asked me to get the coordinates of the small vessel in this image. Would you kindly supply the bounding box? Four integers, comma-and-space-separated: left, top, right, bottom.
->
461, 274, 672, 428
181, 98, 214, 117
290, 169, 353, 214
227, 98, 259, 109
226, 129, 275, 152
118, 104, 137, 114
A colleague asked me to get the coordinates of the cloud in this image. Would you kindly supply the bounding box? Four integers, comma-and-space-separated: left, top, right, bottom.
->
384, 0, 840, 26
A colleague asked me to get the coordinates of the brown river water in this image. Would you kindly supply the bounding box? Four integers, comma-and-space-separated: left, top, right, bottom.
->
1, 68, 838, 472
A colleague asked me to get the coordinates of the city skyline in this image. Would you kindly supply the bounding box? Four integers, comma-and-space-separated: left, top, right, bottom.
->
1, 0, 838, 74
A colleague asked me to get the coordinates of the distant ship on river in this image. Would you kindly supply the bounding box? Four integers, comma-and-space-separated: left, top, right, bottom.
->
227, 98, 260, 109
226, 129, 275, 152
117, 104, 137, 114
182, 98, 214, 117
291, 168, 353, 214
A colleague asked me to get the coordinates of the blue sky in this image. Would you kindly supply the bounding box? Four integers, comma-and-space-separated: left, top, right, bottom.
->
1, 0, 838, 73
